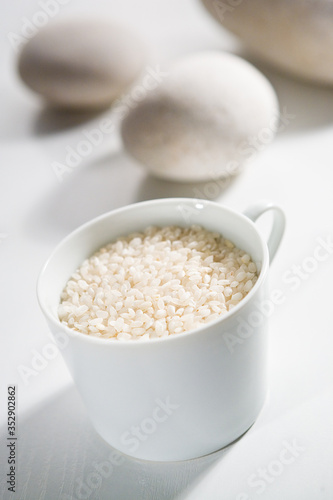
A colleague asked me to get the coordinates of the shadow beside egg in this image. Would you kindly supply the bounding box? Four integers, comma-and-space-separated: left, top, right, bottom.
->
135, 170, 240, 203
33, 105, 106, 137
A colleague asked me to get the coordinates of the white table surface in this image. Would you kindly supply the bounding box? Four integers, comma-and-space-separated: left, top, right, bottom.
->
1, 1, 333, 499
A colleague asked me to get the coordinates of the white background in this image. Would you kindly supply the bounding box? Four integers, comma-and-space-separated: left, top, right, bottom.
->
1, 0, 333, 499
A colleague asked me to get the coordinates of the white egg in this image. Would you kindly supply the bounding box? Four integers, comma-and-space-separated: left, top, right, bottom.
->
18, 18, 146, 109
121, 51, 279, 182
201, 0, 333, 84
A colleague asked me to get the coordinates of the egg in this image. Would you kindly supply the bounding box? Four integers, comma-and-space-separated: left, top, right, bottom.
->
121, 51, 279, 182
18, 19, 146, 109
201, 0, 333, 85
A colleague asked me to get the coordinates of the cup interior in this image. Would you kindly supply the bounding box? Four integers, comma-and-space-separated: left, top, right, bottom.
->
38, 198, 268, 324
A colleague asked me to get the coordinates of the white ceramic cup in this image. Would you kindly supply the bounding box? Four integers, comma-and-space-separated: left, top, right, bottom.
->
37, 198, 285, 461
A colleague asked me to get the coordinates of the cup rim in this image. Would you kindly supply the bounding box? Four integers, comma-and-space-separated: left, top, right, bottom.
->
37, 197, 269, 346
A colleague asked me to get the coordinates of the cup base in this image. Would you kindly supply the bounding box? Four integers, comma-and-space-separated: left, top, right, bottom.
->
93, 417, 260, 463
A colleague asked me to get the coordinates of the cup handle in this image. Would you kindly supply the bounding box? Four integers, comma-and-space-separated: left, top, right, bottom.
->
243, 201, 286, 264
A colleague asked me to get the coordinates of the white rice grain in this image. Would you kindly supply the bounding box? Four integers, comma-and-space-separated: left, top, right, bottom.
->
59, 225, 259, 340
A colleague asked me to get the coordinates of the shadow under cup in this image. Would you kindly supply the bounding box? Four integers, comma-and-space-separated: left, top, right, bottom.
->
37, 198, 284, 461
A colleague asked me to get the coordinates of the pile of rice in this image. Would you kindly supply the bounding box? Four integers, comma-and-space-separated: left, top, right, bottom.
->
59, 225, 258, 340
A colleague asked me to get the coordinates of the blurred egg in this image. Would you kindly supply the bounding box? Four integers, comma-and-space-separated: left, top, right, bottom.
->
201, 0, 333, 85
18, 18, 146, 109
121, 51, 279, 182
